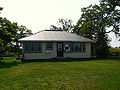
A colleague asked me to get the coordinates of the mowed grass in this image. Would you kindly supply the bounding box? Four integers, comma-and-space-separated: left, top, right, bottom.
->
0, 58, 120, 89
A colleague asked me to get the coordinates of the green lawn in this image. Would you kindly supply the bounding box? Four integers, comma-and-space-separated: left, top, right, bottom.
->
0, 58, 120, 89
110, 48, 120, 53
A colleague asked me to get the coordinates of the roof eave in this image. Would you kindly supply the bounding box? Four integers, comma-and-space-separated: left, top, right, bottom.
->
18, 40, 95, 43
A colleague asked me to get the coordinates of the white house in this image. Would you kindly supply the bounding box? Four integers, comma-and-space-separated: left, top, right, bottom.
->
19, 30, 94, 60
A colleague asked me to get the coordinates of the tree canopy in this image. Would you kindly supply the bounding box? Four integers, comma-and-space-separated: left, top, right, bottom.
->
50, 18, 73, 32
73, 0, 120, 57
0, 7, 32, 56
0, 17, 32, 55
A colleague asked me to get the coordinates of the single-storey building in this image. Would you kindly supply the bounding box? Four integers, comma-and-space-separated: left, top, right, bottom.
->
19, 30, 94, 60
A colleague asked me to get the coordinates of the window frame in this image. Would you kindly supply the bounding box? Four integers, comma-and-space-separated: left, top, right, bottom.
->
24, 42, 42, 53
37, 42, 42, 53
71, 42, 86, 53
46, 42, 53, 50
24, 43, 29, 53
31, 43, 35, 53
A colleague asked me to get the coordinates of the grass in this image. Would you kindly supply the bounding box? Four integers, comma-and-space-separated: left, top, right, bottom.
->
110, 48, 120, 53
0, 58, 120, 89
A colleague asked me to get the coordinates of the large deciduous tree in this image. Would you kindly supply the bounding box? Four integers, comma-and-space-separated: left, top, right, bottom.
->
14, 25, 32, 52
0, 18, 17, 55
0, 6, 32, 56
73, 0, 120, 57
50, 18, 73, 32
0, 18, 32, 55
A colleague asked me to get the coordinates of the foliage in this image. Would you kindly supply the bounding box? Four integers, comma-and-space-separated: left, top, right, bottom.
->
0, 18, 32, 55
0, 58, 120, 89
0, 6, 32, 55
73, 0, 120, 57
0, 7, 3, 12
0, 18, 17, 54
13, 25, 32, 53
50, 18, 73, 32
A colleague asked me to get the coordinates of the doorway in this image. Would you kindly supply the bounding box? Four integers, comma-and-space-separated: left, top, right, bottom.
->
57, 42, 63, 57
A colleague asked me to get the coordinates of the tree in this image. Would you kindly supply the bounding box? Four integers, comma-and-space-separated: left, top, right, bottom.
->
0, 6, 32, 56
14, 25, 32, 52
50, 18, 73, 32
0, 18, 17, 55
0, 18, 32, 56
73, 0, 120, 57
0, 7, 3, 13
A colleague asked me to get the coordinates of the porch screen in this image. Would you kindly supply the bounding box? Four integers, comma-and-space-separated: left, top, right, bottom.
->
71, 43, 86, 52
24, 42, 42, 53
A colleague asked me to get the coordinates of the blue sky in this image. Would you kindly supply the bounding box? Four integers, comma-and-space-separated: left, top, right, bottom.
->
0, 0, 119, 47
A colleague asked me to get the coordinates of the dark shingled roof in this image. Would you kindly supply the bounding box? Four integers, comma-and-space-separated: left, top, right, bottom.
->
19, 30, 94, 42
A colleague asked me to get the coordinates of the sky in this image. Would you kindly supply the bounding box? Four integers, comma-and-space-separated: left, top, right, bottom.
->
0, 0, 119, 47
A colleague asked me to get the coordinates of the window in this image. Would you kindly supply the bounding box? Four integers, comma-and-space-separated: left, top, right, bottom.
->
24, 43, 29, 52
64, 44, 70, 51
71, 43, 86, 52
38, 43, 42, 52
46, 42, 53, 50
31, 43, 35, 52
29, 43, 32, 53
35, 43, 38, 53
24, 42, 42, 53
58, 43, 62, 51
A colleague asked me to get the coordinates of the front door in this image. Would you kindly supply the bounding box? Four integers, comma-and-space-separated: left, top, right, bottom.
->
57, 42, 63, 57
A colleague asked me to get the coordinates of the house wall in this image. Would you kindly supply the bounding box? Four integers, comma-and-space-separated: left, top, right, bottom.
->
23, 42, 91, 60
64, 43, 91, 58
24, 42, 57, 60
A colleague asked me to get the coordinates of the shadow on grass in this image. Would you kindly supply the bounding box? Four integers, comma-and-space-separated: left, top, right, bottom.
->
0, 58, 120, 68
0, 60, 22, 68
23, 57, 120, 63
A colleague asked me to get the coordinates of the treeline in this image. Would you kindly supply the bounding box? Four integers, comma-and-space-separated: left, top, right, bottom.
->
50, 0, 120, 57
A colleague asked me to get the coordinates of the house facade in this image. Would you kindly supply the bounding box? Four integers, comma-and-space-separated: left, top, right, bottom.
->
19, 30, 94, 60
